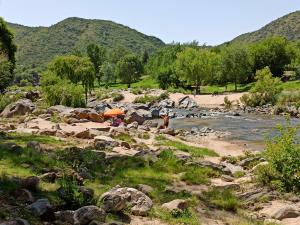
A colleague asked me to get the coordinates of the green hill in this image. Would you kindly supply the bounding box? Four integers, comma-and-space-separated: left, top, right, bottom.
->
231, 10, 300, 44
8, 17, 165, 68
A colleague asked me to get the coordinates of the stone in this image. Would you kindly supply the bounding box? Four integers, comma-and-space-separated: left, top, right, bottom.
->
93, 102, 112, 113
78, 167, 93, 180
125, 110, 150, 125
143, 120, 158, 128
0, 218, 30, 225
100, 187, 153, 216
162, 199, 188, 213
221, 175, 234, 182
37, 128, 57, 136
174, 150, 191, 161
22, 176, 39, 192
13, 188, 35, 203
221, 162, 244, 175
55, 210, 75, 224
178, 96, 198, 109
272, 206, 300, 220
136, 184, 153, 195
38, 172, 57, 183
158, 99, 175, 108
94, 136, 119, 150
190, 160, 223, 171
26, 198, 55, 221
73, 206, 106, 225
75, 129, 93, 139
73, 108, 104, 123
127, 121, 139, 129
1, 99, 36, 118
159, 128, 176, 136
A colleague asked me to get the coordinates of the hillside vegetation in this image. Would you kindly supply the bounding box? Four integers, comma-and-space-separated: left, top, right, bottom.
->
231, 10, 300, 44
8, 17, 164, 68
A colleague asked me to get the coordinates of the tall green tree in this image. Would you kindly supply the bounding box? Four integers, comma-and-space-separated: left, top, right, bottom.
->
175, 48, 215, 94
249, 36, 291, 77
0, 17, 17, 92
100, 61, 116, 88
87, 44, 106, 86
220, 45, 251, 91
146, 44, 183, 89
48, 55, 95, 104
117, 54, 143, 88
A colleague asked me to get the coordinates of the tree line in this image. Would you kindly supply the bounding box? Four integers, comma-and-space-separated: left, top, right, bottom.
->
146, 37, 300, 94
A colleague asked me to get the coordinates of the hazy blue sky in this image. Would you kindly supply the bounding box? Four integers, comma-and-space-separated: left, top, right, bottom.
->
1, 0, 300, 45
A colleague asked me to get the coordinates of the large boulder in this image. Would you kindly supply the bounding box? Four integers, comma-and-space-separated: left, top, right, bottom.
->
1, 99, 36, 118
178, 96, 198, 109
73, 206, 106, 225
100, 187, 153, 216
158, 99, 175, 108
72, 108, 104, 123
125, 109, 151, 125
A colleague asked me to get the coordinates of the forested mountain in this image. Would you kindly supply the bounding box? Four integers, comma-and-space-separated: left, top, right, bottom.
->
8, 17, 165, 67
230, 10, 300, 44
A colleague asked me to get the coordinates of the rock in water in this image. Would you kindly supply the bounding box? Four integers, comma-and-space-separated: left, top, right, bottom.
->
100, 187, 153, 216
73, 206, 106, 225
1, 99, 36, 118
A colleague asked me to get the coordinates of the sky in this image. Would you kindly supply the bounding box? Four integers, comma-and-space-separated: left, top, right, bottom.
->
1, 0, 300, 45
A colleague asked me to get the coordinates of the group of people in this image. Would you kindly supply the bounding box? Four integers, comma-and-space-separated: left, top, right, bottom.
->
110, 114, 170, 129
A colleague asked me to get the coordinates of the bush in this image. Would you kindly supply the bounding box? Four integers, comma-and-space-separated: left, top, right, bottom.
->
224, 96, 233, 109
133, 92, 169, 104
256, 120, 300, 192
131, 88, 143, 95
240, 67, 282, 107
41, 72, 85, 107
112, 92, 124, 102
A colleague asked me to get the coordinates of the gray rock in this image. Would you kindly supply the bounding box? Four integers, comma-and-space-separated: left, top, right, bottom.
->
162, 199, 188, 213
272, 205, 300, 220
22, 176, 39, 192
8, 143, 22, 154
78, 186, 94, 202
1, 99, 36, 118
136, 184, 153, 195
159, 128, 176, 136
73, 206, 106, 225
100, 187, 153, 216
127, 121, 139, 129
178, 96, 198, 109
158, 99, 175, 108
26, 198, 54, 220
125, 110, 151, 125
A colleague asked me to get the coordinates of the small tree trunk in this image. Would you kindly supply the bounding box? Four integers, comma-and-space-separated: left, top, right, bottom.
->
195, 84, 200, 95
235, 76, 237, 92
128, 82, 131, 88
85, 90, 88, 105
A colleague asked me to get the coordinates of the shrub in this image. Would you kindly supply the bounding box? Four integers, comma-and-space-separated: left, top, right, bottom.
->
41, 72, 85, 107
256, 120, 300, 192
240, 67, 282, 107
58, 176, 92, 209
131, 88, 143, 95
224, 96, 233, 109
112, 92, 124, 102
133, 92, 169, 104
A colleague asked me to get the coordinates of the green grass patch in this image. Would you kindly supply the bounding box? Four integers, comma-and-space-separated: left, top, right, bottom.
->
202, 189, 239, 212
155, 135, 218, 158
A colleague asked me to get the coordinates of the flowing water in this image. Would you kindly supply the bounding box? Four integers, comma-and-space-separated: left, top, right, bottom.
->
169, 109, 300, 150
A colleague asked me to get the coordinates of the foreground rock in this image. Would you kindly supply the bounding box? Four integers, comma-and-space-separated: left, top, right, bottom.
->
260, 201, 300, 220
26, 198, 55, 221
162, 199, 188, 213
100, 187, 153, 216
0, 219, 30, 225
1, 99, 36, 118
73, 206, 106, 225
